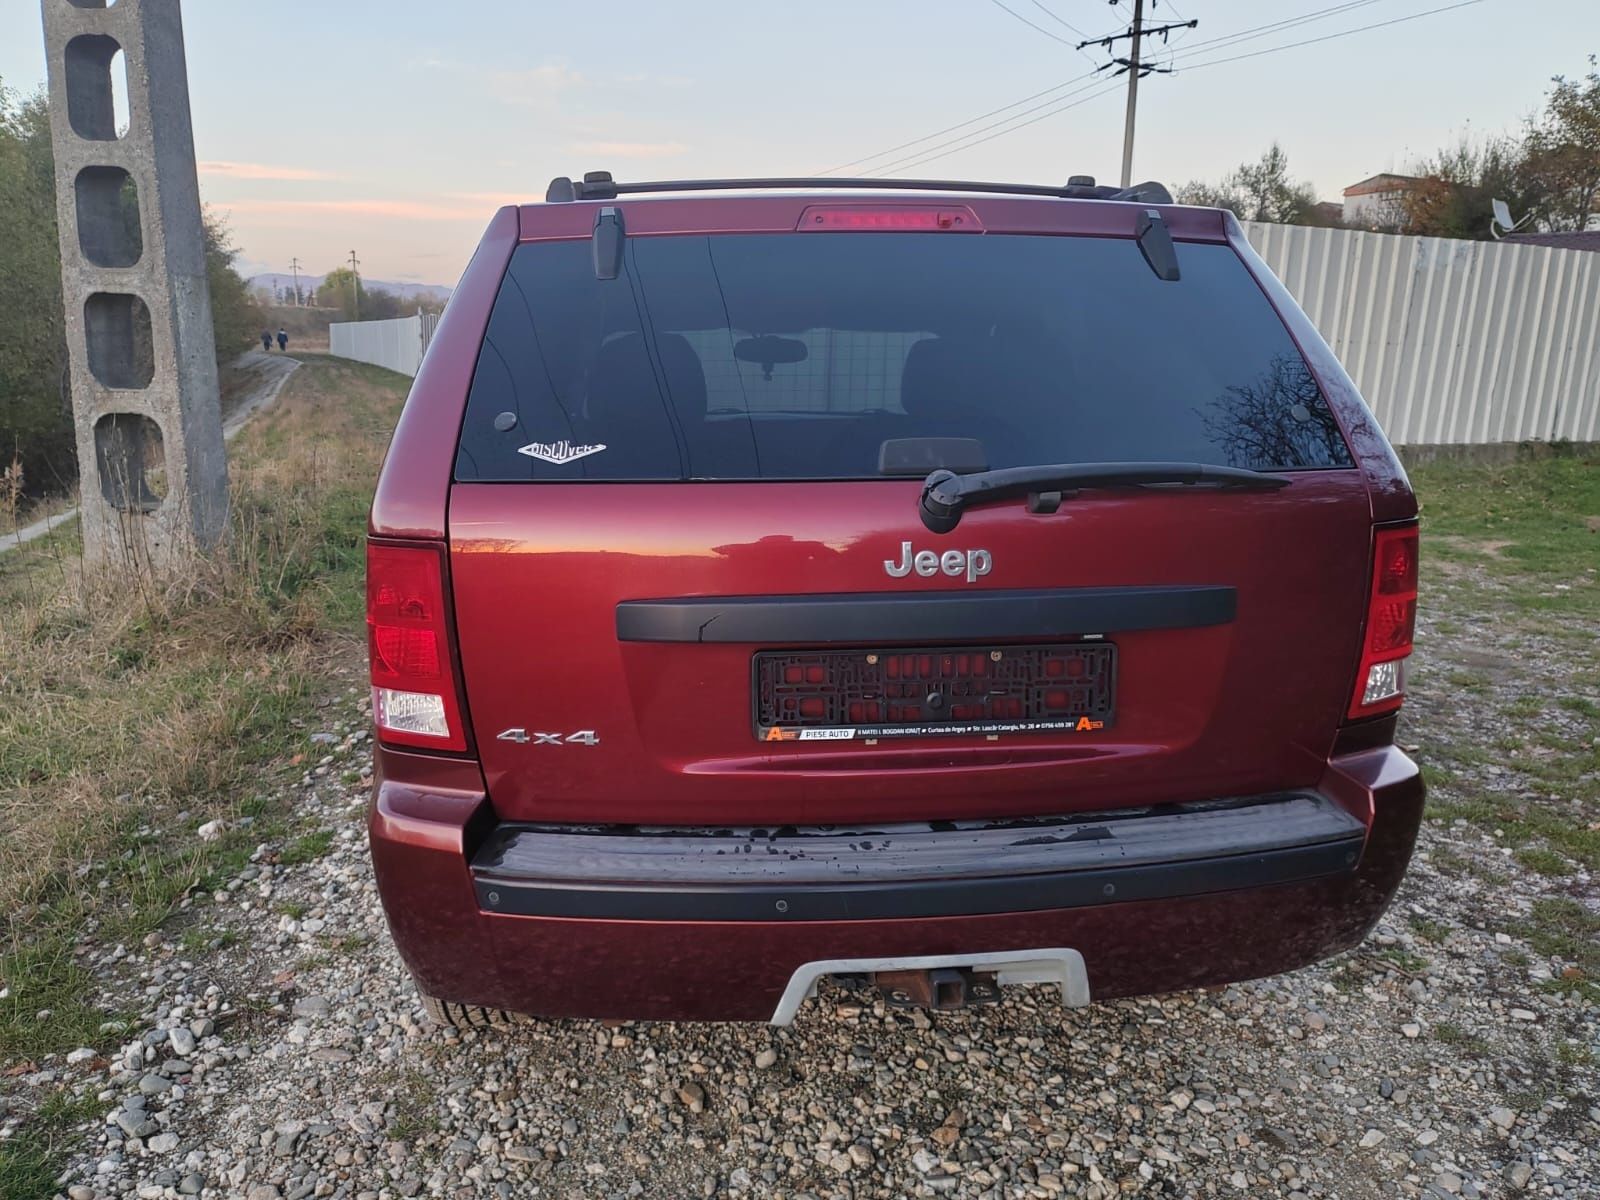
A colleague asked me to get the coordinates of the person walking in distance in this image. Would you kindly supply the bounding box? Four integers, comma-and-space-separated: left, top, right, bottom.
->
277, 328, 289, 353
261, 329, 273, 352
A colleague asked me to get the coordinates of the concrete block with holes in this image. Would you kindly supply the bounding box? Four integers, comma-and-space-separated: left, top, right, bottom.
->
39, 0, 227, 568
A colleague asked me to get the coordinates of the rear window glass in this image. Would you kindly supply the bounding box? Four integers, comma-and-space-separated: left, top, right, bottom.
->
454, 232, 1352, 482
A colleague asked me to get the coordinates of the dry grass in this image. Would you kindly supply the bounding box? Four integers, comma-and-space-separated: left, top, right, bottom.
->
0, 355, 406, 1062
1, 453, 21, 530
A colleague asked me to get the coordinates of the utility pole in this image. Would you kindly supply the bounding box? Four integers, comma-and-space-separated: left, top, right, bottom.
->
1120, 0, 1142, 189
39, 0, 229, 568
289, 256, 302, 307
1079, 1, 1197, 188
349, 250, 360, 320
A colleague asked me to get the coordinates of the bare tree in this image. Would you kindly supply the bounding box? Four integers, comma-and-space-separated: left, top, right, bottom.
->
1197, 354, 1349, 470
1175, 144, 1320, 225
1525, 57, 1600, 231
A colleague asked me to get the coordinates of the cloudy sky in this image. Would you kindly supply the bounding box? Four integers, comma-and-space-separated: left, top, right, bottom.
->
2, 0, 1595, 286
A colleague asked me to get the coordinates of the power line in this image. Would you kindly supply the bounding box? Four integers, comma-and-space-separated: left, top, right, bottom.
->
878, 79, 1129, 176
878, 0, 1487, 177
1168, 0, 1485, 72
987, 0, 1109, 69
827, 1, 1388, 175
1026, 0, 1094, 39
867, 75, 1117, 176
818, 69, 1101, 174
836, 0, 1479, 180
1162, 0, 1385, 58
986, 0, 1078, 46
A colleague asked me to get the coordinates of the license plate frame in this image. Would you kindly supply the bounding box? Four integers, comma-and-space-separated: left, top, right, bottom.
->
753, 642, 1116, 742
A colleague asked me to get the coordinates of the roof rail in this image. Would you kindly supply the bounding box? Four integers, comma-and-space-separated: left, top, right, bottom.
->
544, 172, 1173, 205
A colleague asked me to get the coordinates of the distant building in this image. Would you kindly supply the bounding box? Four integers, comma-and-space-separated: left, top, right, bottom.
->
1341, 174, 1424, 231
1310, 200, 1344, 227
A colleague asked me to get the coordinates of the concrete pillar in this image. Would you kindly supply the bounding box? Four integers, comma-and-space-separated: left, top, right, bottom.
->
40, 0, 227, 570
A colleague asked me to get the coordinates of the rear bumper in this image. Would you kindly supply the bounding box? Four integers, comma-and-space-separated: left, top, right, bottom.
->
369, 746, 1423, 1023
470, 793, 1366, 921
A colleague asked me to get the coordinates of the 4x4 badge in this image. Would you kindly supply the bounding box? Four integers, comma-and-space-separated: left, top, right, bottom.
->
517, 439, 607, 465
497, 729, 600, 746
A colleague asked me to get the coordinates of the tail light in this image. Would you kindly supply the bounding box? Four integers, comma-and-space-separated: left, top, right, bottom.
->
796, 204, 983, 231
1347, 524, 1418, 720
367, 542, 467, 751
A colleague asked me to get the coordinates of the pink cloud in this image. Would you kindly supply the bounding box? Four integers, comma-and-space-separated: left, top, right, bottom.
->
198, 161, 337, 181
448, 190, 539, 207
490, 64, 585, 106
216, 198, 488, 222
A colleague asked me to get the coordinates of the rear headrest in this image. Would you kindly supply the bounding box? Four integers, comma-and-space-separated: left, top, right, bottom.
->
900, 337, 979, 422
654, 332, 707, 420
587, 333, 707, 427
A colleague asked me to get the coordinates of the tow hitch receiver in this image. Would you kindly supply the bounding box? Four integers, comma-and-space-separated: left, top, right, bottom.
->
874, 967, 1001, 1011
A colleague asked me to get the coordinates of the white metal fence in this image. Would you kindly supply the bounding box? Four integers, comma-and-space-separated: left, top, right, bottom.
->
1245, 222, 1600, 446
328, 312, 433, 378
326, 230, 1600, 445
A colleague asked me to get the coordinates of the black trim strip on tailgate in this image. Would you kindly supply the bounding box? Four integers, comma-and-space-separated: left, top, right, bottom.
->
616, 585, 1235, 644
471, 793, 1365, 922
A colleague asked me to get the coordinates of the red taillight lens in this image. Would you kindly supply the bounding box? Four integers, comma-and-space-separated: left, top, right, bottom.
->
1348, 525, 1419, 720
796, 205, 983, 232
367, 542, 467, 751
1376, 529, 1419, 595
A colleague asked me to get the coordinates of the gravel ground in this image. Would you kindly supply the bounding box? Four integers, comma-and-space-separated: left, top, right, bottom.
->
7, 562, 1597, 1200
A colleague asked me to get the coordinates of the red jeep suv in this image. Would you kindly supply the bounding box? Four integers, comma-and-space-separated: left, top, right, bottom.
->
366, 174, 1423, 1026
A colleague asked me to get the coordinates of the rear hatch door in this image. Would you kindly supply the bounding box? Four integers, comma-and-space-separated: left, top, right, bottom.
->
448, 217, 1371, 826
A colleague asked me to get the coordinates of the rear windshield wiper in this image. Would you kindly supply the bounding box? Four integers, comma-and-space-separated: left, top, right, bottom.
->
919, 461, 1292, 532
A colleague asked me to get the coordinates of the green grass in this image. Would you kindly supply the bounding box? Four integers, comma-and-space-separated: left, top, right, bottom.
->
279, 830, 334, 867
1514, 847, 1570, 876
1537, 976, 1600, 1004
1409, 916, 1451, 945
1425, 775, 1600, 873
1409, 449, 1600, 589
0, 1129, 63, 1198
381, 1067, 442, 1141
1421, 762, 1460, 791
179, 926, 239, 954
1432, 1022, 1490, 1055
1557, 1041, 1594, 1067
1427, 846, 1468, 875
0, 357, 404, 1068
0, 1087, 100, 1197
1515, 898, 1600, 1001
1381, 947, 1429, 973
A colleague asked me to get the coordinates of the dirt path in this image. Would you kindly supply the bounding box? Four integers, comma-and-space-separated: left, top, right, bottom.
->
220, 352, 301, 440
0, 352, 300, 558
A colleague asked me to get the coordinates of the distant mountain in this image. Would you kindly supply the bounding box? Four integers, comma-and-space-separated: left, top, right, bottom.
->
248, 273, 452, 304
